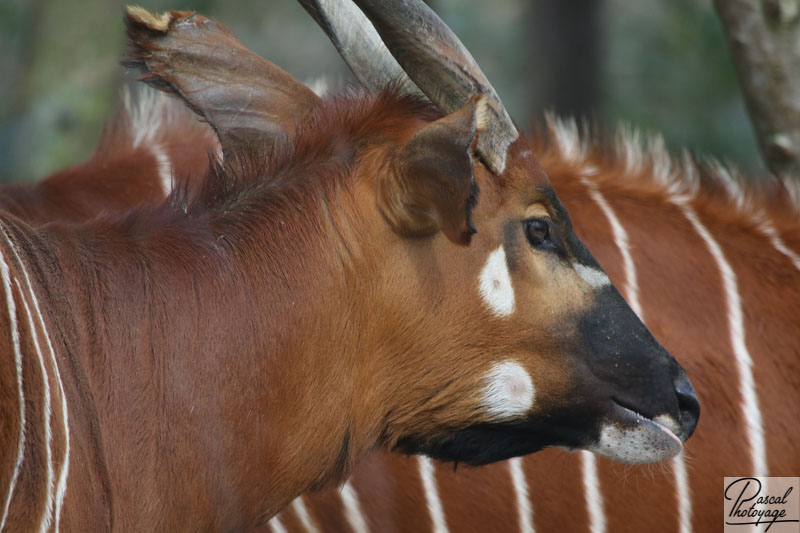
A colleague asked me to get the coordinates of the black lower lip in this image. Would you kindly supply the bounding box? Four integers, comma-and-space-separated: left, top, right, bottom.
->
396, 424, 549, 466
396, 416, 598, 466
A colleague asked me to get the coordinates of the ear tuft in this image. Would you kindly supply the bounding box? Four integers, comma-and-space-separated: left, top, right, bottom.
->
125, 6, 174, 33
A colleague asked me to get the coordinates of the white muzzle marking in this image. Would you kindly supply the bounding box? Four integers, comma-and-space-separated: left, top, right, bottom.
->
588, 415, 682, 464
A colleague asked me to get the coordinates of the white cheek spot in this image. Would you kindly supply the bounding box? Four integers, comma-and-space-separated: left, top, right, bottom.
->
573, 263, 611, 289
479, 246, 515, 316
482, 361, 535, 419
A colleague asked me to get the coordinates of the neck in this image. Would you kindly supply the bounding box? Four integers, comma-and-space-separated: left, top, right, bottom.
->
0, 178, 383, 528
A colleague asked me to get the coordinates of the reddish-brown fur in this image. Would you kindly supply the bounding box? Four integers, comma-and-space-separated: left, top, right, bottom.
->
0, 81, 694, 530
0, 89, 459, 530
4, 91, 788, 533
0, 8, 702, 532
268, 123, 800, 533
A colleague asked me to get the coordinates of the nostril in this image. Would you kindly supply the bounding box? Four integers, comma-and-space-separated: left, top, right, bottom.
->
674, 371, 700, 440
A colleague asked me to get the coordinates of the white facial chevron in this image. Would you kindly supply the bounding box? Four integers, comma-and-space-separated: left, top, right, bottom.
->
479, 246, 515, 316
573, 263, 611, 289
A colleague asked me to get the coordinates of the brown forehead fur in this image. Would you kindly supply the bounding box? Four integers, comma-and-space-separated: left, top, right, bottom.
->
55, 87, 444, 261
167, 88, 448, 230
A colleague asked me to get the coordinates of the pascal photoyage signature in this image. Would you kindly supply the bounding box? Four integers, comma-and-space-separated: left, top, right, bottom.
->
725, 478, 799, 531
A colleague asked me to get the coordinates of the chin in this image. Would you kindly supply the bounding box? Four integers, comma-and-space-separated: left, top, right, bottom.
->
394, 402, 685, 466
395, 415, 597, 466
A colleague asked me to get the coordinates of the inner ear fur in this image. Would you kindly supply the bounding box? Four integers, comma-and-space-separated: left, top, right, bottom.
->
379, 95, 488, 246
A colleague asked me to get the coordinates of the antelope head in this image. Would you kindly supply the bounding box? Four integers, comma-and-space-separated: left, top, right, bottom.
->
299, 0, 700, 466
125, 1, 699, 481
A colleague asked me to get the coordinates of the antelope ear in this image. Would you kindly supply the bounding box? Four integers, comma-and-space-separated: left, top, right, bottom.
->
379, 95, 488, 246
124, 7, 320, 158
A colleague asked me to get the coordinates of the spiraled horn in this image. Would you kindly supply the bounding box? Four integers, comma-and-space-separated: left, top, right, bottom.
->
346, 0, 519, 175
297, 0, 421, 97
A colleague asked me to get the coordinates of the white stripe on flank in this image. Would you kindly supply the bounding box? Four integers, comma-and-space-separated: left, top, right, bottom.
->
339, 480, 369, 533
673, 453, 692, 533
268, 514, 288, 533
580, 178, 642, 317
577, 178, 626, 533
584, 179, 694, 531
290, 496, 319, 533
151, 144, 173, 195
580, 451, 606, 533
0, 224, 71, 532
0, 244, 25, 532
418, 456, 448, 533
760, 219, 800, 272
508, 458, 535, 533
15, 280, 54, 533
681, 206, 767, 477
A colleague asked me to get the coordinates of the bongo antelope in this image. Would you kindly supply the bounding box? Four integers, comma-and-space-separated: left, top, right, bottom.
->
263, 2, 797, 531
0, 3, 698, 530
268, 119, 800, 533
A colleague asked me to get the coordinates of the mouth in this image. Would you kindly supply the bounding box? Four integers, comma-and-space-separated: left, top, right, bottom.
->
586, 400, 683, 464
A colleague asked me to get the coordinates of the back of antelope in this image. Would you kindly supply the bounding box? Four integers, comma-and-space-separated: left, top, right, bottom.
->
0, 1, 699, 530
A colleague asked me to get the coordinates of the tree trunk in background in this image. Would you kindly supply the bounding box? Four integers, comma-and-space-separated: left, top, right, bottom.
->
528, 0, 604, 119
714, 0, 800, 180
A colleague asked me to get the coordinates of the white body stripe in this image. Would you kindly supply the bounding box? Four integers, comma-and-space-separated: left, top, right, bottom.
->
339, 480, 369, 533
578, 178, 630, 533
760, 219, 800, 272
681, 206, 767, 477
268, 514, 288, 533
580, 451, 606, 533
584, 178, 694, 531
417, 456, 448, 533
150, 144, 173, 195
0, 243, 25, 532
127, 87, 166, 149
290, 496, 319, 533
580, 178, 642, 316
673, 453, 692, 533
508, 458, 535, 533
15, 280, 54, 533
1, 224, 71, 531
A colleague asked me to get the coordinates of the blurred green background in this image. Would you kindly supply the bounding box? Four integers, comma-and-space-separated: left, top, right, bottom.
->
0, 0, 763, 183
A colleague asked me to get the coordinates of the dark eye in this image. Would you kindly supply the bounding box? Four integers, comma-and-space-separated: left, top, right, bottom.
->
524, 218, 551, 248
